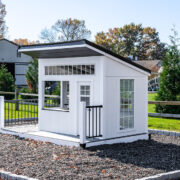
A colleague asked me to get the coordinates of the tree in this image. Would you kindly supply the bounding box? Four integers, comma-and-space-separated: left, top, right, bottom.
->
40, 18, 91, 42
155, 27, 180, 114
0, 0, 7, 38
0, 64, 15, 99
95, 23, 166, 60
26, 59, 38, 93
14, 38, 37, 45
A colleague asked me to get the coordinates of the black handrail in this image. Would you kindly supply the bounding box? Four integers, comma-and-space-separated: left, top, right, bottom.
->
86, 105, 103, 108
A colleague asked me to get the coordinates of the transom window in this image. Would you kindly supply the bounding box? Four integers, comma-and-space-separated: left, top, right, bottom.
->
45, 65, 95, 75
120, 79, 134, 130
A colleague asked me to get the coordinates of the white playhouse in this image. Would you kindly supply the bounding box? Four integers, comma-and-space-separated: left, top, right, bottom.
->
18, 40, 151, 147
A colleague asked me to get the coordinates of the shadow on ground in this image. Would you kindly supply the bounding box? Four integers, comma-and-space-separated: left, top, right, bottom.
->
87, 135, 180, 172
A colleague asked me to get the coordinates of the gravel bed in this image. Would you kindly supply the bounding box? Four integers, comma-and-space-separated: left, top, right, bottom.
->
0, 134, 180, 180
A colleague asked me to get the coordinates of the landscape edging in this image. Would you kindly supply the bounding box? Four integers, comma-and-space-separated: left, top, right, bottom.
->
149, 129, 180, 136
136, 170, 180, 180
0, 170, 38, 180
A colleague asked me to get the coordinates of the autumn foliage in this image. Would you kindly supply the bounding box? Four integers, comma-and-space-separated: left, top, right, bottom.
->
95, 23, 167, 60
14, 38, 37, 45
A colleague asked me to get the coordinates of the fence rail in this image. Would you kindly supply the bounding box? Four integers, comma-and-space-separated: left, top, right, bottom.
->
148, 101, 180, 119
86, 105, 103, 139
0, 91, 59, 98
148, 101, 180, 105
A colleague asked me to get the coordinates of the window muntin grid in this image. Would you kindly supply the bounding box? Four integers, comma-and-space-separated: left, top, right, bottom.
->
80, 85, 90, 106
45, 65, 95, 75
120, 79, 134, 130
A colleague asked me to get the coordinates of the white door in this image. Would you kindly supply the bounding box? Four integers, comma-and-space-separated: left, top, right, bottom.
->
77, 82, 92, 135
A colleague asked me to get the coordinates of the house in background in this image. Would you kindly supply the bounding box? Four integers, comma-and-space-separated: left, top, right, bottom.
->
0, 39, 33, 87
135, 60, 162, 80
18, 39, 151, 147
135, 60, 162, 91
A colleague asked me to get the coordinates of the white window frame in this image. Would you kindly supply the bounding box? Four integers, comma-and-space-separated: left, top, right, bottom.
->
42, 80, 70, 112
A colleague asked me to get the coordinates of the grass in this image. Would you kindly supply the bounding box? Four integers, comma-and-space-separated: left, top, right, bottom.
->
148, 93, 157, 101
148, 117, 180, 132
148, 93, 156, 113
148, 92, 180, 132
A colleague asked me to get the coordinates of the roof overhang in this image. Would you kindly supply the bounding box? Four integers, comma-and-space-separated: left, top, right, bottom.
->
18, 39, 151, 75
19, 44, 102, 58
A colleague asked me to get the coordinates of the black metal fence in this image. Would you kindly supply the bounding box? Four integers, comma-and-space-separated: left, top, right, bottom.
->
5, 99, 38, 126
86, 105, 103, 139
44, 97, 60, 108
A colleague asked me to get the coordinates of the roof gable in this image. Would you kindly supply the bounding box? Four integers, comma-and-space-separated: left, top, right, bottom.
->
0, 38, 18, 46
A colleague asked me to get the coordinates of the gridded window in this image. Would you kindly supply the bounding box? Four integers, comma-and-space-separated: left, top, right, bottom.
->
80, 85, 90, 106
45, 65, 95, 75
120, 79, 134, 130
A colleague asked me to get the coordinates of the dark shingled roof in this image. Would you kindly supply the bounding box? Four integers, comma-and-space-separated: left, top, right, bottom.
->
135, 60, 161, 73
18, 39, 151, 74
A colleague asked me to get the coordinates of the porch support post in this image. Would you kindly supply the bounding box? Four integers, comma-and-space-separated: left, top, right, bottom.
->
79, 102, 86, 146
0, 96, 4, 129
60, 81, 63, 108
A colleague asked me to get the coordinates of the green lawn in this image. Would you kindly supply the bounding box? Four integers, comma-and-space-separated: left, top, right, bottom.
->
148, 117, 180, 132
148, 93, 156, 113
148, 93, 157, 101
148, 93, 180, 132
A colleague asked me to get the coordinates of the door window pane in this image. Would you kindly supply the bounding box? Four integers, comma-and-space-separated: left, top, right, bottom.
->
80, 85, 90, 106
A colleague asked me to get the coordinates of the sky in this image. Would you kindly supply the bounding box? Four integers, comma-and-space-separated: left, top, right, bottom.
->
3, 0, 180, 44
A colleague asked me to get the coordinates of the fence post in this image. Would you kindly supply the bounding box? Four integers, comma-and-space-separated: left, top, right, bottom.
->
15, 88, 19, 111
79, 102, 86, 147
0, 96, 4, 129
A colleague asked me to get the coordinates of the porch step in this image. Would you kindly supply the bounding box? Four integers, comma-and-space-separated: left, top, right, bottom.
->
0, 127, 80, 147
29, 131, 80, 143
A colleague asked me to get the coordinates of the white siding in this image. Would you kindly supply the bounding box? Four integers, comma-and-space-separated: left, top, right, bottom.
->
15, 75, 26, 86
102, 56, 148, 139
15, 64, 28, 75
38, 54, 148, 141
38, 56, 104, 136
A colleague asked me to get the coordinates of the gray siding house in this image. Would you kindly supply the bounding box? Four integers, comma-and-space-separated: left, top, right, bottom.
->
0, 39, 33, 87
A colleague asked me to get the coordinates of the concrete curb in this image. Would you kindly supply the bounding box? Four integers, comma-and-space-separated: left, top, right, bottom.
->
149, 129, 180, 137
136, 170, 180, 180
0, 170, 38, 180
148, 113, 180, 119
